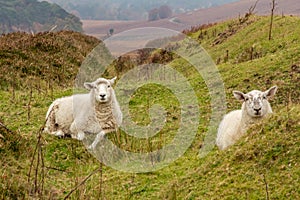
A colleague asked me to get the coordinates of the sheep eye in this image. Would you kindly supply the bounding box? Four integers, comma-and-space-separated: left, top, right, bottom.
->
263, 96, 267, 99
107, 85, 111, 88
245, 97, 249, 101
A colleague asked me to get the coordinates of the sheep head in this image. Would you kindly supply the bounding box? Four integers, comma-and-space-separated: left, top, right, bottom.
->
233, 86, 277, 118
84, 77, 117, 104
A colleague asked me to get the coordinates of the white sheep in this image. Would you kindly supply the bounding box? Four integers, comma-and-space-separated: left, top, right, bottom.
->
44, 77, 122, 149
216, 86, 277, 150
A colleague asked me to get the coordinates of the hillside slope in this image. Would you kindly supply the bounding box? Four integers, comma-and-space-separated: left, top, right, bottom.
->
0, 31, 100, 90
0, 15, 299, 199
0, 0, 83, 34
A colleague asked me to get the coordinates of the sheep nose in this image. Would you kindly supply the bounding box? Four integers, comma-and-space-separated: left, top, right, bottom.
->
254, 108, 261, 114
100, 94, 106, 98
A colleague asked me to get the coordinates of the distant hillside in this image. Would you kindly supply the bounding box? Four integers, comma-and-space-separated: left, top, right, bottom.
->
82, 0, 300, 39
43, 0, 238, 20
0, 0, 83, 34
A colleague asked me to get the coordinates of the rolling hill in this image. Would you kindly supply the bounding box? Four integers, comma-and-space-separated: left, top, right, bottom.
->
0, 31, 100, 90
0, 0, 83, 34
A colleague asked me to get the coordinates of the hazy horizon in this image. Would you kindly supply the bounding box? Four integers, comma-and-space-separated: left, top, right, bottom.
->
41, 0, 240, 20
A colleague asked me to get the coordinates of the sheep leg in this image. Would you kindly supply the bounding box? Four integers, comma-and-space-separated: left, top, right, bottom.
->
54, 130, 65, 138
71, 131, 85, 140
88, 131, 106, 150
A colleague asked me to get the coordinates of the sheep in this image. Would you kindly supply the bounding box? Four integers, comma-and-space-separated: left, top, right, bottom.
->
216, 86, 277, 150
44, 77, 122, 150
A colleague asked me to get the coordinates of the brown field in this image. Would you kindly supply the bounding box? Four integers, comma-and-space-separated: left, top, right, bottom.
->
82, 20, 139, 38
82, 0, 300, 39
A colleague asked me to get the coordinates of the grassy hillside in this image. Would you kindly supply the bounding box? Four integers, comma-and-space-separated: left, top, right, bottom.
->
0, 15, 299, 199
0, 30, 100, 90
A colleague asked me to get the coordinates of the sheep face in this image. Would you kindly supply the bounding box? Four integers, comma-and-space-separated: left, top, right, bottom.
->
84, 77, 117, 104
233, 86, 277, 118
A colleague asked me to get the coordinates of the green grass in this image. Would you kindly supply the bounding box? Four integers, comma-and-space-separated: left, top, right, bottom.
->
1, 15, 300, 199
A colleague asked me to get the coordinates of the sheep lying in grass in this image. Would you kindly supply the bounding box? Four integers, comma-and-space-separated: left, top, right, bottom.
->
216, 86, 277, 150
44, 77, 122, 149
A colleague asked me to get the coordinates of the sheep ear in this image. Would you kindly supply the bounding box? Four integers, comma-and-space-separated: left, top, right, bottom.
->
109, 77, 117, 85
233, 91, 247, 101
84, 82, 95, 90
264, 86, 277, 98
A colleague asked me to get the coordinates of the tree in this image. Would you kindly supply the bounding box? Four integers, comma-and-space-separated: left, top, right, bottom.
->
148, 8, 160, 21
109, 28, 114, 35
158, 5, 172, 19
